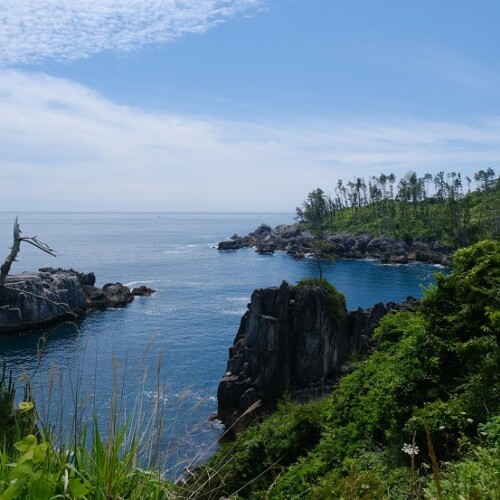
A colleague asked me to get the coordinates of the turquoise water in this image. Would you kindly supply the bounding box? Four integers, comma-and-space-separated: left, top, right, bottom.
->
0, 213, 444, 475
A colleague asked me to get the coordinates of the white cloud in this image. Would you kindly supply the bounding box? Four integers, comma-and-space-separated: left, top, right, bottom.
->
0, 0, 264, 65
1, 70, 499, 211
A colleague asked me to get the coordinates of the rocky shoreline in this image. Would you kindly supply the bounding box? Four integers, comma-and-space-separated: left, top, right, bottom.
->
218, 222, 451, 266
217, 280, 418, 434
0, 268, 155, 335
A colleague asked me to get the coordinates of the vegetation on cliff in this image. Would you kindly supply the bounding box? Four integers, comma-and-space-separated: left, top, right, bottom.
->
186, 240, 500, 498
294, 278, 347, 326
296, 169, 500, 247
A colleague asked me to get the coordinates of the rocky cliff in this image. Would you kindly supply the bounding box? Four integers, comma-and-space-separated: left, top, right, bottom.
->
0, 268, 154, 334
218, 223, 451, 265
217, 281, 415, 433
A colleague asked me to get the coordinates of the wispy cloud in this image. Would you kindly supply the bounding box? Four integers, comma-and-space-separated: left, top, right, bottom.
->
1, 70, 499, 211
0, 0, 264, 65
416, 48, 499, 92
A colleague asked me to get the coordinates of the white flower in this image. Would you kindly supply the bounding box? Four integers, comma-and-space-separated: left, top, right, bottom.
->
402, 443, 419, 455
466, 418, 473, 424
439, 425, 446, 431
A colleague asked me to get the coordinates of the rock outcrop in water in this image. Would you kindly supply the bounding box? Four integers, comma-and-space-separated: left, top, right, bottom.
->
217, 281, 416, 433
0, 268, 155, 334
218, 223, 451, 265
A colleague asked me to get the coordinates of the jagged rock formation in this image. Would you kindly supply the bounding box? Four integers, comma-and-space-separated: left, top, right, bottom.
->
218, 223, 451, 265
0, 269, 87, 334
0, 268, 155, 334
217, 281, 415, 433
131, 285, 156, 297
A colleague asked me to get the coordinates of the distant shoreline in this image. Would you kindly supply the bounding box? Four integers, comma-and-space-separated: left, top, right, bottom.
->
218, 222, 451, 266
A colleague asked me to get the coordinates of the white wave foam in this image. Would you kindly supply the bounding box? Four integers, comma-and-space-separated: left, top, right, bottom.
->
221, 309, 246, 316
124, 279, 157, 287
143, 390, 169, 404
144, 308, 173, 316
227, 297, 248, 302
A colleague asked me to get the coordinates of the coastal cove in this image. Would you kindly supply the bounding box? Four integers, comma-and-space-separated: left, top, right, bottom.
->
0, 212, 444, 475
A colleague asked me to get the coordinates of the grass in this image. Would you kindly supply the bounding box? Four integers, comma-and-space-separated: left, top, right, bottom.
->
0, 324, 218, 498
0, 344, 177, 499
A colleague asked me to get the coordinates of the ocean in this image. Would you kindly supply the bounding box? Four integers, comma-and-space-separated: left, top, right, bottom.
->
0, 212, 443, 475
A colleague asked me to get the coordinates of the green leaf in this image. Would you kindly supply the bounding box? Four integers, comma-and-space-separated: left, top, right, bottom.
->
28, 472, 58, 499
32, 442, 48, 463
69, 477, 92, 498
9, 463, 34, 481
0, 477, 28, 500
16, 450, 34, 465
13, 435, 37, 453
17, 401, 34, 413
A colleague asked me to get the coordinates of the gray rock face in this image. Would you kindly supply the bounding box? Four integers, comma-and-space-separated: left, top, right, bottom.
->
217, 282, 416, 432
218, 223, 451, 265
0, 268, 152, 334
0, 270, 87, 334
255, 241, 276, 254
131, 285, 156, 297
218, 240, 242, 250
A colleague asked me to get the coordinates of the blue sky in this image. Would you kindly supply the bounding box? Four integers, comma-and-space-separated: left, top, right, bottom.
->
1, 0, 499, 212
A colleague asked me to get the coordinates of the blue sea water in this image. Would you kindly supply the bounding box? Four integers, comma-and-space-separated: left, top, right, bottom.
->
0, 212, 444, 475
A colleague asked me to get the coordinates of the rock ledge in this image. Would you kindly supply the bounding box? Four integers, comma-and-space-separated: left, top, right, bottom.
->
0, 268, 155, 334
218, 223, 451, 266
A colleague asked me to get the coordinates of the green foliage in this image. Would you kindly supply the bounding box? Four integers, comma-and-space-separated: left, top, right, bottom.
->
294, 278, 347, 324
298, 170, 500, 246
479, 415, 500, 446
296, 188, 330, 231
424, 436, 500, 499
194, 240, 500, 498
0, 359, 175, 499
63, 418, 172, 500
0, 434, 57, 500
185, 398, 328, 498
311, 468, 390, 499
423, 239, 500, 339
0, 418, 173, 500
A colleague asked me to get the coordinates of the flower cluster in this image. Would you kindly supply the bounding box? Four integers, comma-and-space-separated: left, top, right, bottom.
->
402, 443, 420, 456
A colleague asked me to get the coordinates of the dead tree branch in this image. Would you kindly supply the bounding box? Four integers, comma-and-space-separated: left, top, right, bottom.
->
0, 217, 56, 287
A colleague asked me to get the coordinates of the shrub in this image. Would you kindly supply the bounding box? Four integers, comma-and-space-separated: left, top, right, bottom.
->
294, 278, 347, 324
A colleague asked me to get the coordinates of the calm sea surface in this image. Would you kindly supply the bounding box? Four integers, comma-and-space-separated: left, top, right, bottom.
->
0, 212, 444, 475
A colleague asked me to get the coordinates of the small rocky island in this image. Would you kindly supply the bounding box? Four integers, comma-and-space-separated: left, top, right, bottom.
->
0, 218, 154, 335
218, 222, 451, 265
0, 268, 155, 334
217, 280, 416, 433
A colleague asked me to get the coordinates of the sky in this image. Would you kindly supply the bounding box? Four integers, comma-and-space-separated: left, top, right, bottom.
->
1, 0, 500, 212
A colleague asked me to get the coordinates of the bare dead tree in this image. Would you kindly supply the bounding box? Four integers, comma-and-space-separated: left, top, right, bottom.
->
0, 217, 56, 287
0, 218, 77, 317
